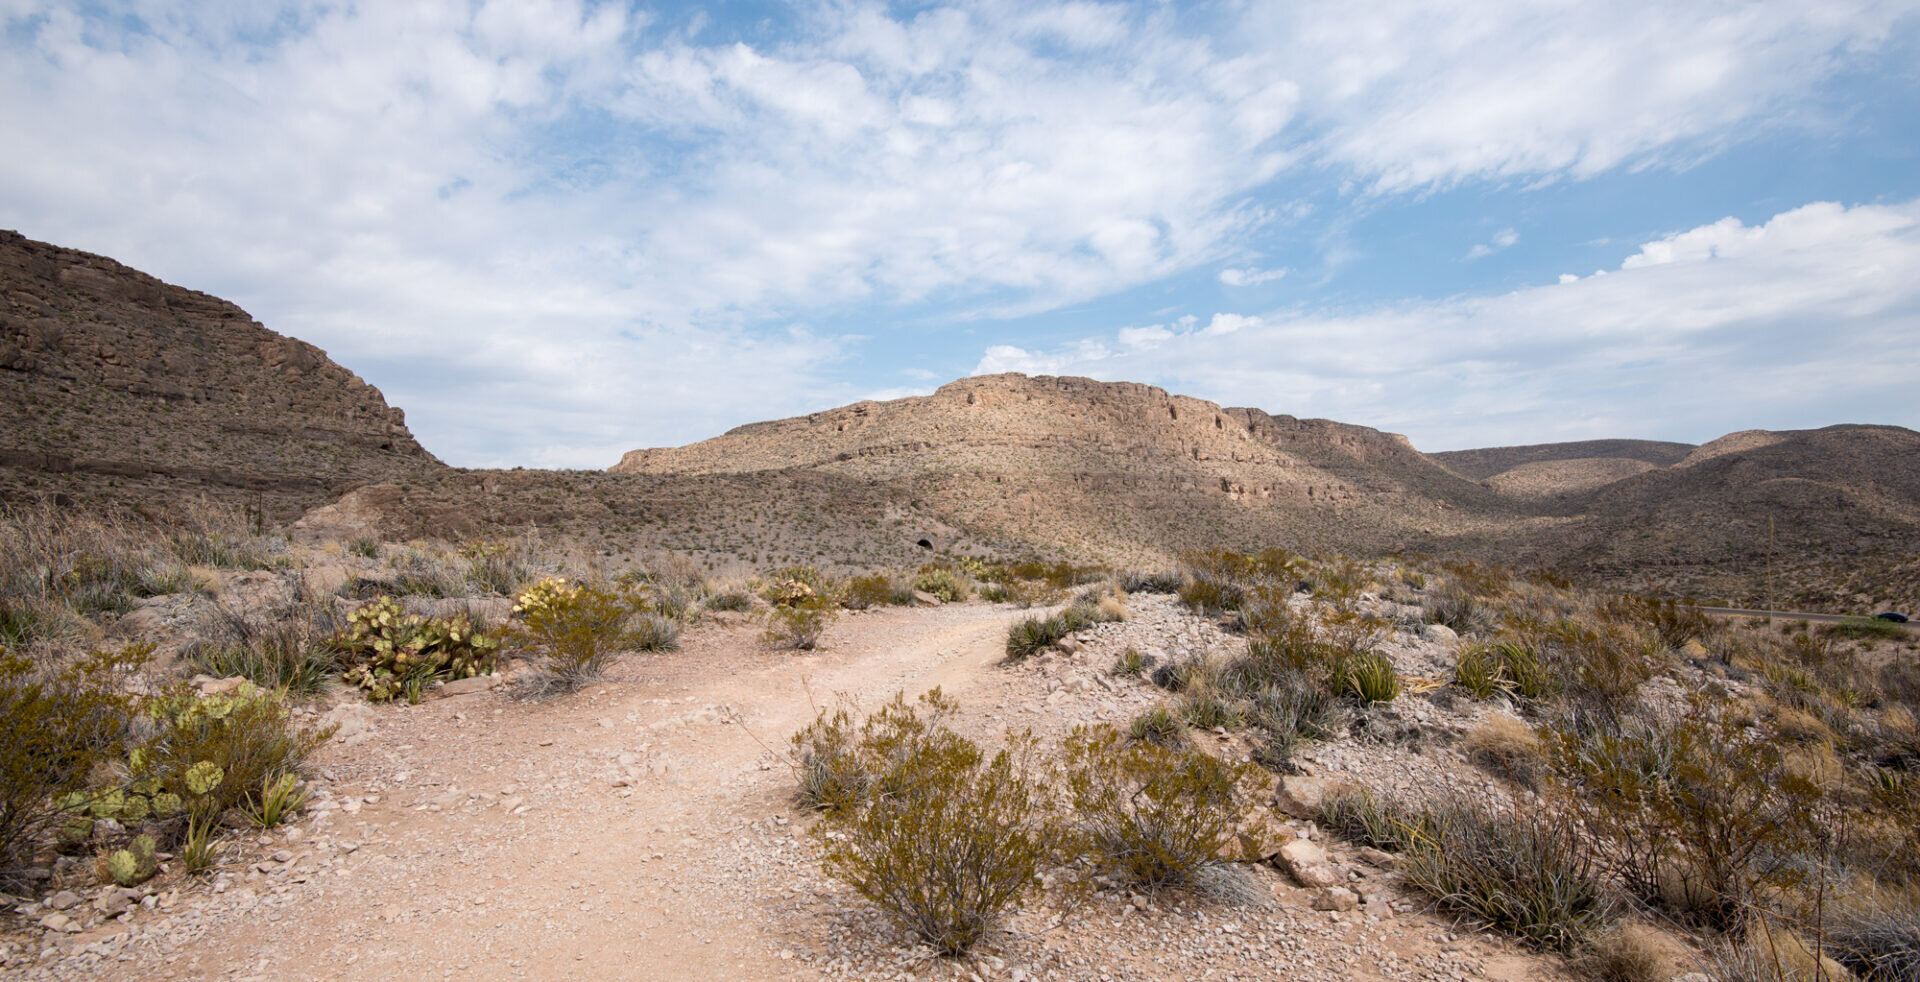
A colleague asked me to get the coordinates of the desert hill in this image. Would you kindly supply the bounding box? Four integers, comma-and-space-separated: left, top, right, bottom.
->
1498, 423, 1920, 609
612, 373, 1519, 560
1431, 438, 1695, 481
0, 230, 443, 521
5, 233, 1913, 613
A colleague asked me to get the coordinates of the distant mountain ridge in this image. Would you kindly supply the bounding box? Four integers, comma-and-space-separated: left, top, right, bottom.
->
1432, 439, 1697, 481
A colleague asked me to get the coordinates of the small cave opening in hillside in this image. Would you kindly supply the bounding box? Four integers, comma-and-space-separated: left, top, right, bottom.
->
916, 538, 933, 550
1168, 406, 1178, 420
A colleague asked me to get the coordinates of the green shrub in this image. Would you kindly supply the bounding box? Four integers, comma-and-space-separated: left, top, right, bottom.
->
245, 773, 308, 828
139, 681, 334, 821
508, 578, 665, 687
814, 693, 1056, 954
1062, 724, 1251, 889
763, 596, 836, 650
0, 645, 145, 886
1005, 613, 1070, 660
789, 703, 872, 812
179, 815, 219, 874
333, 595, 499, 701
1129, 705, 1186, 749
1546, 702, 1822, 928
844, 573, 897, 610
1111, 647, 1147, 676
345, 536, 381, 559
913, 568, 968, 603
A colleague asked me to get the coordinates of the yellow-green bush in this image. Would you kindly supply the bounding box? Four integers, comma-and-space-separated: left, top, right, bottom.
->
139, 680, 334, 822
912, 567, 968, 603
0, 644, 145, 885
1061, 724, 1252, 889
811, 691, 1057, 954
763, 594, 836, 650
1547, 702, 1822, 929
508, 578, 674, 688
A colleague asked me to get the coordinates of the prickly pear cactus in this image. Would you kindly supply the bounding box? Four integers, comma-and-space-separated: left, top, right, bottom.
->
337, 595, 499, 701
512, 577, 580, 621
106, 834, 158, 886
151, 792, 183, 818
185, 760, 224, 796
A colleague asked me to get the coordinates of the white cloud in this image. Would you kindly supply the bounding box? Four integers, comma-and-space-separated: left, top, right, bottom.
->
971, 199, 1920, 447
1218, 266, 1289, 286
0, 1, 1909, 465
1466, 228, 1520, 259
1250, 1, 1913, 192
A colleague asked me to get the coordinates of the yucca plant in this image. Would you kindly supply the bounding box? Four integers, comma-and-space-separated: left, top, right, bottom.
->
1344, 652, 1402, 704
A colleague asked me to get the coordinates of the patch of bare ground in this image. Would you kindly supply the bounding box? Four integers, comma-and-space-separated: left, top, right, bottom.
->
6, 595, 1575, 982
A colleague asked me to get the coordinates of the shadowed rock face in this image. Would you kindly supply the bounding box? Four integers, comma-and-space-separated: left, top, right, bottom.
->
0, 230, 444, 520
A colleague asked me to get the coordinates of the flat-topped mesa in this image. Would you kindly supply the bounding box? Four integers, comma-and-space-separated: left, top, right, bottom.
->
0, 230, 444, 516
611, 371, 1440, 479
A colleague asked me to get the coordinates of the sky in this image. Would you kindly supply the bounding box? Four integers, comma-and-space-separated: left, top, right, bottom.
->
3, 1, 1919, 469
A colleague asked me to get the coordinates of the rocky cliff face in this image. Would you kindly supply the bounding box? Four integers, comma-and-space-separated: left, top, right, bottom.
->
0, 230, 444, 519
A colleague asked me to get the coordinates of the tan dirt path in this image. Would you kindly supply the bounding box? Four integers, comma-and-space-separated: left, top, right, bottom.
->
90, 603, 1018, 982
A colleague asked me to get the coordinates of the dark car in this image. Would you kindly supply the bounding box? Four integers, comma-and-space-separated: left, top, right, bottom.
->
1875, 611, 1910, 623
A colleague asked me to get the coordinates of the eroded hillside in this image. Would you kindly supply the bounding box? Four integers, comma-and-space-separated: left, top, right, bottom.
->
0, 231, 443, 522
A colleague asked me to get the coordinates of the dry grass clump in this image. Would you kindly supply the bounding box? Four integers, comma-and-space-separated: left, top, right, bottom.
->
1321, 786, 1609, 953
0, 503, 233, 649
1463, 714, 1548, 790
1575, 922, 1681, 982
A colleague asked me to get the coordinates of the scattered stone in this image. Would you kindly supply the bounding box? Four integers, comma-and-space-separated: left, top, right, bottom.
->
912, 590, 942, 606
1420, 624, 1458, 644
1311, 887, 1360, 912
439, 675, 501, 697
45, 891, 80, 911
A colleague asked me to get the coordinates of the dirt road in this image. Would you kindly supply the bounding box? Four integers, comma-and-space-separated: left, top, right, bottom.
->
92, 603, 1017, 982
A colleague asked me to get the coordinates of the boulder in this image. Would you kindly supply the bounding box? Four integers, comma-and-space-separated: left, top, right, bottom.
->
1277, 839, 1340, 888
1273, 775, 1329, 820
1421, 623, 1458, 644
1311, 887, 1360, 912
